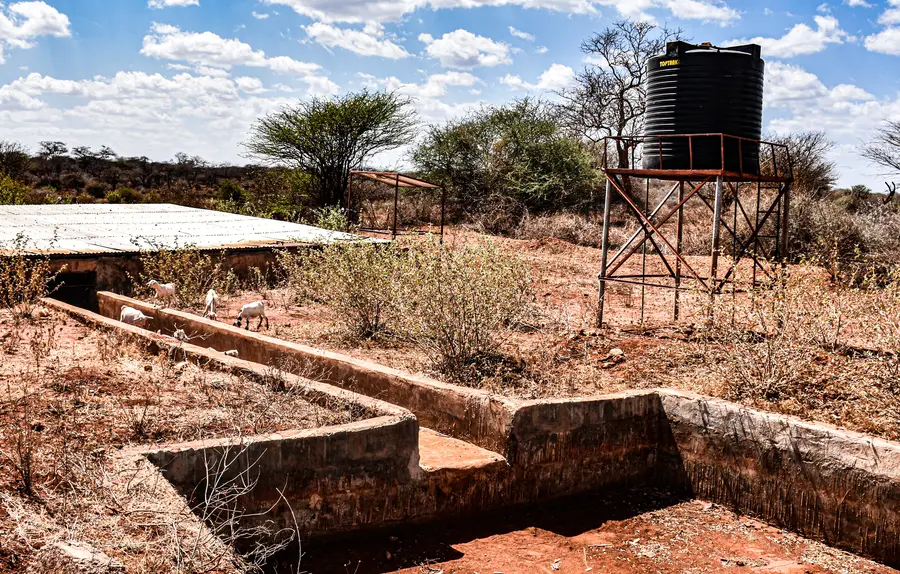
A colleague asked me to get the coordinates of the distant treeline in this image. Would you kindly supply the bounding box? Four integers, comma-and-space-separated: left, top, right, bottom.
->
0, 140, 320, 222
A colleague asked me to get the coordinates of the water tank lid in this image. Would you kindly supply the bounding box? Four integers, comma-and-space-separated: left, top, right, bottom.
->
664, 41, 761, 59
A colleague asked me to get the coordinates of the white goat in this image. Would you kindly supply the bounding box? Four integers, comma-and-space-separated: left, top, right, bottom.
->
203, 289, 219, 320
120, 305, 151, 326
234, 301, 268, 330
147, 280, 176, 304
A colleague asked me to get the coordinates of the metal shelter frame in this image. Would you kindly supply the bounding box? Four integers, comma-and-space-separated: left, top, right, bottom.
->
596, 133, 794, 326
346, 170, 446, 240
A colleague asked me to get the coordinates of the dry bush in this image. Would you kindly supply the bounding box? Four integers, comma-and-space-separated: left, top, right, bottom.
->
0, 317, 58, 497
278, 239, 534, 381
131, 242, 237, 310
0, 234, 60, 320
790, 190, 900, 285
515, 212, 605, 247
0, 316, 347, 572
279, 242, 410, 339
402, 240, 533, 380
694, 266, 900, 436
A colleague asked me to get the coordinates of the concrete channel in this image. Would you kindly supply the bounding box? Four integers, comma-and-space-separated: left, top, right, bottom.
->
43, 293, 900, 569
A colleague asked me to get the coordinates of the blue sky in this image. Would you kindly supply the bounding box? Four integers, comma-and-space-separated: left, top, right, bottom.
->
0, 0, 898, 189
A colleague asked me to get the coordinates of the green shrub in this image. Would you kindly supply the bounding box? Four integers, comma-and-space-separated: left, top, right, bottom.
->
0, 174, 30, 205
85, 181, 109, 199
218, 179, 247, 204
310, 206, 350, 232
281, 242, 409, 339
0, 234, 61, 318
107, 187, 140, 204
402, 241, 532, 378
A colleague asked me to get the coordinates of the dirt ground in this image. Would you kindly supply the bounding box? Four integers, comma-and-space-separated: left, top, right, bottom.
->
0, 308, 358, 573
289, 487, 894, 574
197, 227, 900, 441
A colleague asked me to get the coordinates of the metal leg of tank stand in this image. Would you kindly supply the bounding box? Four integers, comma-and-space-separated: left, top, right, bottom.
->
709, 176, 724, 300
674, 181, 684, 321
597, 176, 613, 328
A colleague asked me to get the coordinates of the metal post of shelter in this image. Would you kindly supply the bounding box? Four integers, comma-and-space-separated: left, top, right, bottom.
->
392, 172, 400, 239
439, 181, 447, 245
347, 170, 444, 241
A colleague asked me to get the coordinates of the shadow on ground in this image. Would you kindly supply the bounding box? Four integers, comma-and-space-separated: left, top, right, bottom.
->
268, 486, 689, 574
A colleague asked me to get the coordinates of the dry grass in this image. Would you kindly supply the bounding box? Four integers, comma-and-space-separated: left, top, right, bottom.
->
0, 308, 360, 572
216, 227, 900, 442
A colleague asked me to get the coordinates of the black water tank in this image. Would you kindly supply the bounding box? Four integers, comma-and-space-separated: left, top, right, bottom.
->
642, 41, 764, 174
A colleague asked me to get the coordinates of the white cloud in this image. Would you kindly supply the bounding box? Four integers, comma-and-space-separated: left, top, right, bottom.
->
509, 26, 534, 41
862, 0, 900, 54
763, 61, 900, 189
877, 0, 900, 26
304, 22, 410, 58
737, 15, 851, 57
140, 23, 335, 93
195, 65, 231, 78
0, 1, 70, 63
263, 0, 736, 24
535, 46, 548, 54
251, 11, 270, 19
0, 69, 309, 163
264, 0, 598, 23
844, 0, 871, 6
765, 62, 900, 187
880, 11, 900, 26
865, 27, 900, 55
235, 76, 265, 93
501, 63, 574, 91
148, 0, 199, 8
354, 72, 482, 126
816, 2, 830, 13
659, 0, 738, 23
420, 29, 511, 69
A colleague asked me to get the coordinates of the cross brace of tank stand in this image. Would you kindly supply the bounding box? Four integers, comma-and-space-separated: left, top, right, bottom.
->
595, 169, 793, 328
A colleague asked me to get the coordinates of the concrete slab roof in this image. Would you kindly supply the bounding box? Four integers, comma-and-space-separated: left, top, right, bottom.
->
0, 203, 373, 255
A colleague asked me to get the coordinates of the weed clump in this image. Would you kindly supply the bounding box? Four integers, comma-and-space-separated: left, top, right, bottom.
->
0, 234, 60, 319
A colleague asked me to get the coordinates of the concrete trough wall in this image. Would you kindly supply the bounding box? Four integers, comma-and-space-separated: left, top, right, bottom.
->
505, 392, 668, 500
50, 295, 900, 566
144, 417, 423, 540
659, 389, 900, 566
96, 291, 517, 454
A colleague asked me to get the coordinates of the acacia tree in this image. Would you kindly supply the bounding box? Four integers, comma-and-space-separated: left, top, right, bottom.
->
246, 90, 417, 208
557, 20, 683, 174
413, 98, 596, 217
861, 120, 900, 199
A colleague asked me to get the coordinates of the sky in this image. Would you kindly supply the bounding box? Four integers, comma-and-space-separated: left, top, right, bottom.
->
0, 0, 898, 190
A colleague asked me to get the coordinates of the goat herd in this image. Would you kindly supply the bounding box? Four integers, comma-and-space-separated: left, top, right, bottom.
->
118, 281, 269, 330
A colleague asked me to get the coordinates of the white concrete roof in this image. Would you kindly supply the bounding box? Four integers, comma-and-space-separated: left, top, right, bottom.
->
0, 203, 370, 255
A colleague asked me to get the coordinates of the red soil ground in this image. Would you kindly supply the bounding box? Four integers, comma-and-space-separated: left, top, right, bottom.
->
292, 488, 893, 574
